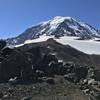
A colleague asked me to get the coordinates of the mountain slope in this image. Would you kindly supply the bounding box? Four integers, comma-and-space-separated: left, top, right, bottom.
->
17, 38, 100, 69
14, 35, 100, 54
7, 16, 100, 45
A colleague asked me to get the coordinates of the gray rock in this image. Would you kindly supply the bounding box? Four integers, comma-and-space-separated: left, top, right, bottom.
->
0, 92, 3, 98
21, 96, 32, 100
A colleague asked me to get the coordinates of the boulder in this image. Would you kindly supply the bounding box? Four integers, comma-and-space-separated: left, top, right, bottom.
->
0, 40, 6, 50
88, 79, 95, 85
64, 73, 77, 82
0, 92, 3, 98
45, 77, 55, 84
21, 96, 32, 100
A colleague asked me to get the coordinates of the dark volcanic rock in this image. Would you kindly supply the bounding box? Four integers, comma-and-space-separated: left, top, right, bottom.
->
21, 96, 32, 100
0, 40, 6, 50
0, 39, 99, 84
0, 92, 3, 98
0, 40, 100, 100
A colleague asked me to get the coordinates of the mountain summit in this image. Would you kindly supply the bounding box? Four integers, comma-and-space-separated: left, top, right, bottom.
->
7, 16, 100, 45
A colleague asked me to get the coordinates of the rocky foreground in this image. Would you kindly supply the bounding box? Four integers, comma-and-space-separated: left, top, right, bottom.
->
0, 76, 89, 100
0, 40, 100, 100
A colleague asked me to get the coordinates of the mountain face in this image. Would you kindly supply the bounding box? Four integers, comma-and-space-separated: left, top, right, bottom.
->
6, 16, 100, 45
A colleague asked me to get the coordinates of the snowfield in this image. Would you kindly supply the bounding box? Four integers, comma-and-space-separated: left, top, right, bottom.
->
24, 34, 54, 44
55, 36, 100, 55
15, 35, 100, 55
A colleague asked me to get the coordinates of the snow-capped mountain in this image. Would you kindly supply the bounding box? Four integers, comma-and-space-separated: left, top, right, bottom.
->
7, 16, 100, 45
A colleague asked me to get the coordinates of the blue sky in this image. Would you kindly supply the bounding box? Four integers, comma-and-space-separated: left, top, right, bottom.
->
0, 0, 100, 39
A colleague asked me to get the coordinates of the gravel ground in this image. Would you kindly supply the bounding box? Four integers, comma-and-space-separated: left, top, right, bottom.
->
0, 76, 89, 100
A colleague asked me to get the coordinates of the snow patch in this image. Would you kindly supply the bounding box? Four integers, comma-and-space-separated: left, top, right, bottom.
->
15, 35, 100, 55
24, 34, 54, 44
15, 44, 24, 47
55, 36, 100, 54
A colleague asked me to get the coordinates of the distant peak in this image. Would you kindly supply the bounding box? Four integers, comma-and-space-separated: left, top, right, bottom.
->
41, 16, 74, 26
7, 15, 100, 46
53, 16, 65, 19
53, 16, 72, 20
49, 16, 77, 26
50, 16, 66, 25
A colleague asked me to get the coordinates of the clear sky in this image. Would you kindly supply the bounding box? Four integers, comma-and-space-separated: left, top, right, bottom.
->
0, 0, 100, 39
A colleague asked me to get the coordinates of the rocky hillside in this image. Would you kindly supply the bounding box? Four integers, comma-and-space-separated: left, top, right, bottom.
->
0, 39, 100, 100
17, 38, 100, 69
